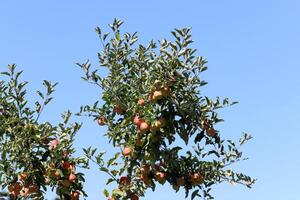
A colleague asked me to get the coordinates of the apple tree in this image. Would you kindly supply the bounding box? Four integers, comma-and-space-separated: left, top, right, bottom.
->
78, 19, 255, 200
0, 65, 88, 199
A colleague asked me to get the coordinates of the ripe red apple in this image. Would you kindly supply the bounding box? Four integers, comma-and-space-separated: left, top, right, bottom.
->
14, 182, 22, 192
152, 90, 164, 101
155, 172, 166, 184
49, 138, 59, 149
130, 193, 139, 200
122, 147, 132, 156
62, 162, 71, 169
71, 191, 80, 200
114, 105, 125, 115
68, 173, 77, 182
50, 138, 59, 146
206, 128, 216, 137
8, 182, 22, 194
120, 176, 131, 185
11, 190, 20, 199
133, 115, 144, 126
176, 176, 185, 186
139, 122, 149, 132
190, 173, 204, 185
137, 99, 145, 106
97, 116, 107, 126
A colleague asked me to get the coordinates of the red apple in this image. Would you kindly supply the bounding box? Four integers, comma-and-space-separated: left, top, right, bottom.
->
176, 176, 185, 186
133, 115, 144, 126
137, 99, 145, 106
155, 172, 166, 184
139, 122, 149, 132
120, 176, 131, 185
68, 173, 77, 182
190, 173, 204, 185
97, 116, 107, 126
130, 193, 139, 200
122, 147, 132, 157
71, 191, 80, 200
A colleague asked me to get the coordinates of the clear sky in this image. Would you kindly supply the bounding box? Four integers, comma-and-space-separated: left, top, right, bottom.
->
1, 1, 300, 200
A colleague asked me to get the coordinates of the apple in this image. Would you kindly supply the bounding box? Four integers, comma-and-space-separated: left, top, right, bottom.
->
120, 176, 131, 185
62, 162, 71, 170
9, 182, 22, 193
155, 172, 166, 184
71, 191, 80, 200
130, 193, 139, 200
176, 176, 185, 186
206, 128, 216, 137
97, 116, 107, 126
137, 99, 145, 106
152, 90, 163, 101
114, 105, 125, 115
68, 173, 77, 182
190, 173, 204, 185
133, 115, 144, 126
15, 183, 22, 191
48, 138, 59, 149
122, 147, 132, 156
139, 122, 149, 132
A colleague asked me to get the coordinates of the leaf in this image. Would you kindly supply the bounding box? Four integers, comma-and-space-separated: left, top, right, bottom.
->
115, 32, 120, 41
103, 189, 109, 197
191, 189, 199, 200
100, 167, 109, 173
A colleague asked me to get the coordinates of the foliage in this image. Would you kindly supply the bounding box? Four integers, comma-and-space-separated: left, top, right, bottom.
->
78, 19, 255, 200
0, 65, 88, 199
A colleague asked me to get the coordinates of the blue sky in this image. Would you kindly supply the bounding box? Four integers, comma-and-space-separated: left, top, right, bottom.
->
1, 1, 300, 199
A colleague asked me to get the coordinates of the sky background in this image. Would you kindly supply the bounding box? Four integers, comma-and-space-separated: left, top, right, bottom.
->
1, 0, 300, 199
